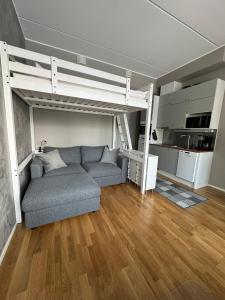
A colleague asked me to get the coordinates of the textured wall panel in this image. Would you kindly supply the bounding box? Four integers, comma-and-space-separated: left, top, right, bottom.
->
0, 0, 26, 257
13, 93, 31, 163
0, 79, 16, 254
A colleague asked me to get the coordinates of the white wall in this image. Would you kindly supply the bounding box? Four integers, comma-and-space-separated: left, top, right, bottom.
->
34, 108, 113, 148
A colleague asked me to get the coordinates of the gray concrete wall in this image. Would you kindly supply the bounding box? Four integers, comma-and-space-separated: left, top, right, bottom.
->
13, 93, 31, 164
0, 0, 28, 257
13, 93, 31, 198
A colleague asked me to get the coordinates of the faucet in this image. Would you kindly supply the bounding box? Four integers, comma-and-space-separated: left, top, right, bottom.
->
180, 135, 191, 149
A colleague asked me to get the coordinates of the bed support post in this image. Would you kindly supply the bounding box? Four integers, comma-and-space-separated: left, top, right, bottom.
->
29, 106, 35, 152
141, 83, 154, 194
112, 115, 117, 148
126, 77, 130, 104
51, 56, 58, 94
0, 41, 22, 223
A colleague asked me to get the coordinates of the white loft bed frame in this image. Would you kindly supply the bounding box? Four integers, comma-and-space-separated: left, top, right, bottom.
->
0, 41, 153, 224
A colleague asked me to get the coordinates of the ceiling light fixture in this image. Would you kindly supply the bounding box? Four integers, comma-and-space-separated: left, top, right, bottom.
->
126, 70, 132, 78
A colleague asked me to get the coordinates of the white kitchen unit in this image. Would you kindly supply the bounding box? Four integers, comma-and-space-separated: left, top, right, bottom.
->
176, 151, 198, 182
157, 79, 225, 130
176, 150, 214, 188
194, 152, 214, 189
128, 154, 158, 190
150, 145, 179, 175
150, 145, 213, 189
160, 81, 183, 96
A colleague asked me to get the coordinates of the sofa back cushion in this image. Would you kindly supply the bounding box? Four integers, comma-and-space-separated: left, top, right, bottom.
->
81, 146, 105, 164
44, 146, 81, 164
101, 147, 119, 165
38, 150, 67, 173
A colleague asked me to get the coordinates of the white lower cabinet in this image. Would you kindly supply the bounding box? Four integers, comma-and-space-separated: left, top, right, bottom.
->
150, 145, 214, 188
128, 155, 158, 190
176, 151, 198, 182
150, 145, 179, 175
176, 150, 214, 188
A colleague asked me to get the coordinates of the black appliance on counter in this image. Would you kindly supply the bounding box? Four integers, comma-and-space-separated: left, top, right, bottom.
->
197, 135, 214, 150
186, 112, 211, 129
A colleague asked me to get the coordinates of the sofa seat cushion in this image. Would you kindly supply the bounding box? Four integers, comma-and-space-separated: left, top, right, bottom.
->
44, 163, 86, 177
82, 162, 121, 178
22, 173, 100, 213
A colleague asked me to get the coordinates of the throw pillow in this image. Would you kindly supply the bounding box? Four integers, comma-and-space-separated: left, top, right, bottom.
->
100, 147, 119, 165
38, 150, 67, 173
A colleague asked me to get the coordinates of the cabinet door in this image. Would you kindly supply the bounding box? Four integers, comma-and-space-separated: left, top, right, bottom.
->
187, 97, 214, 115
150, 146, 179, 175
149, 145, 162, 157
169, 102, 187, 129
157, 104, 171, 128
187, 79, 217, 101
129, 160, 142, 185
157, 79, 218, 130
159, 148, 179, 175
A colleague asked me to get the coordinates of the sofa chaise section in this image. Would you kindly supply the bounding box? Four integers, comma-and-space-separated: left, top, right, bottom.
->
23, 145, 128, 228
22, 173, 100, 228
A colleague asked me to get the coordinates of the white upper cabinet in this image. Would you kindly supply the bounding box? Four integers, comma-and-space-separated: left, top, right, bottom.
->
157, 79, 225, 129
187, 97, 214, 115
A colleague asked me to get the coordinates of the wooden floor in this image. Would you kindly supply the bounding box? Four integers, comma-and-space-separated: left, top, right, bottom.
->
1, 181, 225, 300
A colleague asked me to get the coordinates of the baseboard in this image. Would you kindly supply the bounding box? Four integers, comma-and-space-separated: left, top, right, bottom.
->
0, 223, 17, 265
158, 170, 194, 188
208, 184, 225, 194
157, 170, 210, 190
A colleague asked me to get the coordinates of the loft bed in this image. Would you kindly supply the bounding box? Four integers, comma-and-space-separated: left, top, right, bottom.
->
0, 41, 154, 224
6, 44, 150, 115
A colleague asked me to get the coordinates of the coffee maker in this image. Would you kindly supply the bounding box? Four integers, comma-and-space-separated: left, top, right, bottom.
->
197, 135, 214, 150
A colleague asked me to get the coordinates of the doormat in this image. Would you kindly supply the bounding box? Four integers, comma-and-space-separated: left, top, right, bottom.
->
155, 177, 207, 208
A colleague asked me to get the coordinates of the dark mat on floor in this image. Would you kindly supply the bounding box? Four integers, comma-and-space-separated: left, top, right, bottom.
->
155, 177, 207, 208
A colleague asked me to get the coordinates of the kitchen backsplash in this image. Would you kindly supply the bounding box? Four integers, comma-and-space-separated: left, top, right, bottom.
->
162, 129, 217, 150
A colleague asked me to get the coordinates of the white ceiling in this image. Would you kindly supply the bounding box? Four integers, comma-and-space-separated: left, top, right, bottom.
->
151, 0, 225, 46
13, 0, 225, 81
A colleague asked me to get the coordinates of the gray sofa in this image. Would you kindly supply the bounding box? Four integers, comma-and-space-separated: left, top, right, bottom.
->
22, 146, 128, 228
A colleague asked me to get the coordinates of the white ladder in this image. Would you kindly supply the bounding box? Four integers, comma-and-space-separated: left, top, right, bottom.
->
116, 114, 132, 150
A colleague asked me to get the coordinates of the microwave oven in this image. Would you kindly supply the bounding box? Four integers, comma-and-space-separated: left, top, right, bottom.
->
185, 112, 211, 129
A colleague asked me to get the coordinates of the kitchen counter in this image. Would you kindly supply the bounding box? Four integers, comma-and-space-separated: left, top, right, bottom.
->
150, 144, 214, 153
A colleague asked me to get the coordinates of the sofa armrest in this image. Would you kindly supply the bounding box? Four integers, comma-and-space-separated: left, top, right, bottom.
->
30, 157, 44, 179
117, 154, 128, 183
